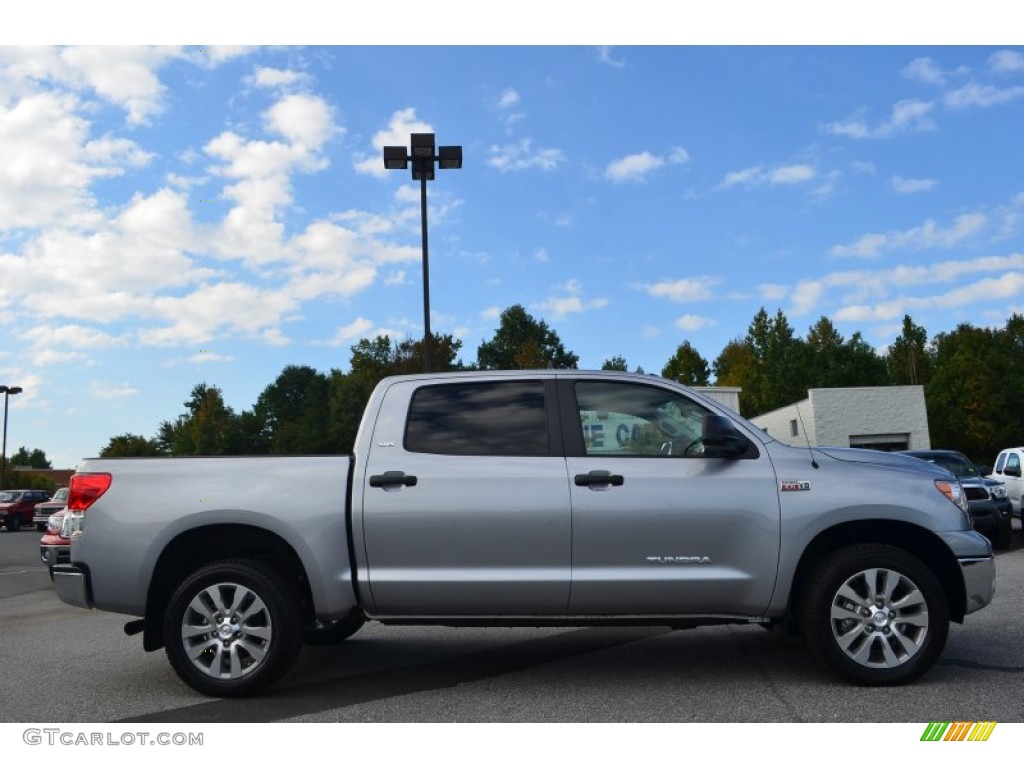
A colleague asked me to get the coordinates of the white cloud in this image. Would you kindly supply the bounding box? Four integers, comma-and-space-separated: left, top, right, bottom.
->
266, 93, 338, 149
830, 212, 987, 258
605, 152, 664, 183
481, 306, 501, 321
597, 47, 626, 69
536, 295, 608, 318
0, 91, 154, 230
188, 351, 235, 363
944, 82, 1024, 109
890, 175, 938, 194
251, 66, 308, 89
90, 381, 139, 399
719, 164, 815, 189
759, 283, 788, 301
497, 89, 519, 108
487, 138, 565, 173
675, 314, 714, 331
826, 99, 935, 139
668, 146, 691, 165
642, 277, 717, 302
789, 280, 824, 316
990, 50, 1024, 73
354, 107, 433, 177
321, 317, 375, 347
770, 164, 815, 184
901, 57, 946, 85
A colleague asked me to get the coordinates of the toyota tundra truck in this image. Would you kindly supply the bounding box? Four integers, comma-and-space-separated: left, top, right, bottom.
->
52, 370, 996, 697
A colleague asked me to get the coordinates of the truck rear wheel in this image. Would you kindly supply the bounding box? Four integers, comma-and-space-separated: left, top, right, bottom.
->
799, 544, 949, 686
163, 559, 303, 697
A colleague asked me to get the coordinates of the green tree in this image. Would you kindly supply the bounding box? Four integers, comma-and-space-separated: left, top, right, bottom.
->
158, 383, 239, 456
602, 355, 628, 371
326, 333, 465, 453
926, 323, 1006, 462
9, 446, 51, 469
254, 365, 331, 454
712, 338, 759, 415
99, 434, 167, 458
804, 317, 887, 389
886, 314, 932, 385
476, 305, 579, 370
661, 341, 710, 385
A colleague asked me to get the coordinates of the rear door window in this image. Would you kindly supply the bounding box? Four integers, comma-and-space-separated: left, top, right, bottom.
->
405, 380, 550, 456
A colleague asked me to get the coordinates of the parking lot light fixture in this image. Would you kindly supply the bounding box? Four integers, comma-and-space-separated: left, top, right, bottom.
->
382, 132, 462, 373
1, 385, 23, 491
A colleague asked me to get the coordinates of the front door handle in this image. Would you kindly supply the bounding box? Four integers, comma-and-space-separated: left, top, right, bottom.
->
574, 470, 624, 488
369, 471, 418, 488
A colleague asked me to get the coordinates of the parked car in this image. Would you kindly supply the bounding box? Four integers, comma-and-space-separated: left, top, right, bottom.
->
32, 487, 69, 531
989, 447, 1024, 518
0, 489, 52, 532
901, 450, 1013, 550
40, 508, 70, 577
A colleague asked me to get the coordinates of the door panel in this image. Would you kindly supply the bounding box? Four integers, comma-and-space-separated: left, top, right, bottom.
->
361, 378, 571, 615
563, 379, 780, 616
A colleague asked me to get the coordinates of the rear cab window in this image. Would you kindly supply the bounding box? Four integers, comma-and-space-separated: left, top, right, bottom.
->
404, 380, 553, 456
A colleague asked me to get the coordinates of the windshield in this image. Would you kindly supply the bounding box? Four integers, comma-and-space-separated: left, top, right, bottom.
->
929, 454, 978, 478
0, 491, 19, 502
53, 488, 68, 501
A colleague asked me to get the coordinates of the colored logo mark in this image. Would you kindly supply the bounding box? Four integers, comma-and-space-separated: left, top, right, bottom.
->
921, 722, 997, 742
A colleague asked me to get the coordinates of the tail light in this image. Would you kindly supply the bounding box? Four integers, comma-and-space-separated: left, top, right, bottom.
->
64, 473, 111, 538
68, 473, 111, 511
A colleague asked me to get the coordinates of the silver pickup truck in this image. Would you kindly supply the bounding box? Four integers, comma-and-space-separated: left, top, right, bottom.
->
53, 370, 995, 697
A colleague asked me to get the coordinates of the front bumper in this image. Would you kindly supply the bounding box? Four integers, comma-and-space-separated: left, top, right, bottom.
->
52, 564, 92, 609
960, 556, 996, 615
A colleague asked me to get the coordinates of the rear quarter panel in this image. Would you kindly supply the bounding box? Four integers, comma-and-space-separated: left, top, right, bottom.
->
70, 456, 356, 619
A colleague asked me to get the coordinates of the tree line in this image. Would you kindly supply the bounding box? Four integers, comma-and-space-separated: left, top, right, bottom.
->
96, 304, 1024, 468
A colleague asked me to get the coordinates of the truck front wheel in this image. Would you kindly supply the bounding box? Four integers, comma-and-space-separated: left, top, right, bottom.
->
163, 559, 303, 697
799, 544, 949, 686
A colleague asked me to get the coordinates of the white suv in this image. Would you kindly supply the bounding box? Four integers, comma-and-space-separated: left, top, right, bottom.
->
990, 447, 1024, 517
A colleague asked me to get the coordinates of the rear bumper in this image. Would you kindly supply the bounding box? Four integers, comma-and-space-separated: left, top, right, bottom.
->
52, 564, 93, 609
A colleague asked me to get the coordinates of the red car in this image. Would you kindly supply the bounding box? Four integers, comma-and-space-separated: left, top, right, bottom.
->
40, 508, 70, 576
32, 486, 69, 531
0, 489, 51, 532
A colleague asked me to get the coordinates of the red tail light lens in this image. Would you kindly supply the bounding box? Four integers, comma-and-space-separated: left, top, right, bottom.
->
68, 473, 112, 511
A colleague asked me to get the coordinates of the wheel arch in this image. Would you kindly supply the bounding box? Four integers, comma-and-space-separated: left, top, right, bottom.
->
787, 520, 967, 627
142, 524, 314, 652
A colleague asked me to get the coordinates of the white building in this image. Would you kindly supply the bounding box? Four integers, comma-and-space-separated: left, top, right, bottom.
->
750, 386, 931, 452
693, 386, 742, 414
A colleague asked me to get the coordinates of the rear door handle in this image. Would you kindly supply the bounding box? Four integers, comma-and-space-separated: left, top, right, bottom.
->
369, 471, 418, 488
574, 470, 624, 488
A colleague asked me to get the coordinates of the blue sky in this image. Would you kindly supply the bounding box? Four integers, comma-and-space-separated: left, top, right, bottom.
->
2, 8, 1023, 468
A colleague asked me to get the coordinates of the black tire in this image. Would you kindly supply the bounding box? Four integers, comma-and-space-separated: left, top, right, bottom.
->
799, 544, 949, 686
304, 612, 365, 645
163, 559, 303, 698
8, 515, 21, 533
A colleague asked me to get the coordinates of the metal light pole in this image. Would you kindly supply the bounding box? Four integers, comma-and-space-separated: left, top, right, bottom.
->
0, 385, 23, 491
383, 133, 462, 373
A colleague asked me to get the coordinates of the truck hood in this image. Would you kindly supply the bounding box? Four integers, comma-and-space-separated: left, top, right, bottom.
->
814, 446, 941, 474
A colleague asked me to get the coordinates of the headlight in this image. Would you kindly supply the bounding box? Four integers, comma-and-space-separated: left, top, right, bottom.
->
935, 478, 970, 514
46, 513, 62, 534
990, 484, 1008, 499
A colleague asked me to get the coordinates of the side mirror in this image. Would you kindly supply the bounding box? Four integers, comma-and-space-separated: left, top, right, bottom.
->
978, 466, 992, 477
702, 414, 751, 458
1004, 466, 1021, 478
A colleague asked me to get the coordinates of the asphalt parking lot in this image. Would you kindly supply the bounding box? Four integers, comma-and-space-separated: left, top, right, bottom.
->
1, 523, 1022, 724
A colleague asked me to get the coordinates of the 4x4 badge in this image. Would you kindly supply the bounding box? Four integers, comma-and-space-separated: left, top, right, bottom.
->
781, 480, 811, 492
